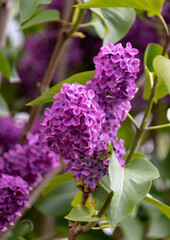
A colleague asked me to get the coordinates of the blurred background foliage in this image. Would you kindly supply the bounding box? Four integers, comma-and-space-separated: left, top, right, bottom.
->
0, 0, 170, 239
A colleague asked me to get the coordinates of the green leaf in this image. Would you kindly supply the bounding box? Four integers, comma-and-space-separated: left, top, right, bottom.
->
19, 0, 53, 23
43, 173, 74, 196
153, 55, 170, 94
1, 47, 20, 83
0, 48, 11, 79
120, 217, 143, 240
147, 215, 170, 238
36, 181, 78, 217
108, 153, 159, 227
71, 191, 82, 207
65, 204, 99, 222
27, 70, 94, 106
143, 44, 169, 100
89, 13, 106, 39
88, 6, 135, 45
125, 152, 146, 159
20, 10, 60, 30
101, 8, 135, 46
143, 195, 170, 218
75, 0, 163, 16
0, 95, 10, 117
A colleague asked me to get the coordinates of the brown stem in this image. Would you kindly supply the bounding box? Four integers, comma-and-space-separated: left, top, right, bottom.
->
82, 191, 113, 232
68, 187, 89, 240
68, 191, 113, 240
0, 0, 12, 46
20, 1, 85, 144
0, 0, 12, 85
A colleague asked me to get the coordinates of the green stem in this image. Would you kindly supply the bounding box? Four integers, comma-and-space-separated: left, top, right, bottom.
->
82, 191, 113, 232
66, 9, 85, 37
127, 113, 139, 130
126, 16, 170, 164
59, 19, 73, 26
79, 22, 94, 28
98, 181, 110, 194
126, 77, 159, 164
158, 14, 169, 37
145, 123, 170, 131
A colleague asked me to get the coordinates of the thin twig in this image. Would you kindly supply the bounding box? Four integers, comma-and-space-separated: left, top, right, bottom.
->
82, 191, 113, 232
68, 186, 90, 240
145, 123, 170, 131
0, 0, 12, 46
126, 16, 170, 164
20, 2, 85, 144
0, 0, 12, 85
127, 113, 139, 131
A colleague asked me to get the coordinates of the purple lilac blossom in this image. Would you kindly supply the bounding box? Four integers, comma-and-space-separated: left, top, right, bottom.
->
39, 82, 105, 160
65, 156, 109, 190
40, 43, 139, 190
0, 134, 59, 190
92, 42, 139, 103
0, 174, 29, 232
0, 117, 22, 154
85, 42, 139, 167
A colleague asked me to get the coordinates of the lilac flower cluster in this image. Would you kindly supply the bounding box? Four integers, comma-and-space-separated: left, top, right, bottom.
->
40, 42, 139, 190
39, 83, 105, 160
86, 42, 139, 165
92, 42, 139, 103
0, 174, 29, 232
0, 134, 59, 190
0, 117, 22, 154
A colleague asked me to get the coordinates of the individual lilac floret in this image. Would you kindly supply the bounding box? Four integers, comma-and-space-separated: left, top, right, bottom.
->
0, 134, 59, 189
93, 42, 140, 103
39, 83, 105, 160
65, 156, 108, 190
0, 174, 29, 232
0, 117, 22, 154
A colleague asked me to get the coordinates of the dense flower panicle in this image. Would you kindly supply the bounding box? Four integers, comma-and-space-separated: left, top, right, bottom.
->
85, 42, 140, 169
0, 174, 29, 232
0, 134, 59, 189
92, 42, 139, 103
39, 83, 105, 160
39, 43, 140, 190
0, 117, 22, 154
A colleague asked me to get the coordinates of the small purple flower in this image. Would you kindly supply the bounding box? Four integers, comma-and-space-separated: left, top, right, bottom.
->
0, 134, 59, 189
0, 174, 29, 232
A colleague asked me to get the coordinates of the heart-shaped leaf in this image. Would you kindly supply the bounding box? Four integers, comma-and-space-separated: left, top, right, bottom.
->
86, 6, 135, 46
108, 153, 159, 227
